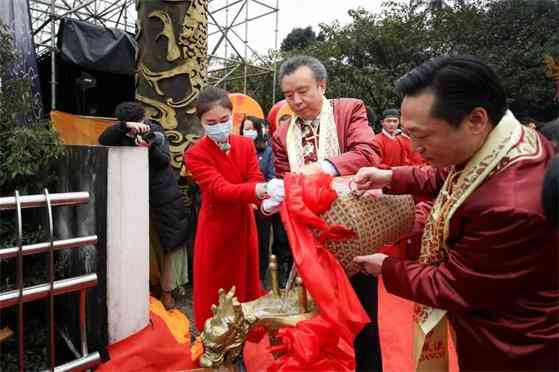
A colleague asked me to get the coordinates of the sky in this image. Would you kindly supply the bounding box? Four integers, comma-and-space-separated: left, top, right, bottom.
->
208, 0, 391, 57
276, 0, 386, 45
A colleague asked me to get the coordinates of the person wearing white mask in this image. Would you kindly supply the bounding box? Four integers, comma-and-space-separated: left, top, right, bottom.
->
241, 116, 275, 180
240, 115, 276, 285
184, 86, 276, 331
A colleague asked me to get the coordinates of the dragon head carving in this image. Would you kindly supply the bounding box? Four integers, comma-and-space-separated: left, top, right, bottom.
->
199, 287, 255, 368
199, 278, 318, 369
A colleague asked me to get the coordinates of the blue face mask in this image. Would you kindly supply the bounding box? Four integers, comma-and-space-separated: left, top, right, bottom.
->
243, 129, 258, 140
205, 120, 232, 143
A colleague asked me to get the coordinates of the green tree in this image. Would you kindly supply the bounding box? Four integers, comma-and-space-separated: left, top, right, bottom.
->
427, 0, 559, 120
0, 21, 63, 247
280, 26, 319, 53
215, 0, 559, 122
281, 0, 558, 121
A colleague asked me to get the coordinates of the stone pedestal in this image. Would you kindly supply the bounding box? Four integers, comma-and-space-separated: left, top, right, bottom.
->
52, 145, 149, 356
105, 147, 150, 344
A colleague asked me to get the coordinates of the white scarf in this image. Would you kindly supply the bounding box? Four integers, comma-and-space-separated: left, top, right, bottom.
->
285, 97, 340, 172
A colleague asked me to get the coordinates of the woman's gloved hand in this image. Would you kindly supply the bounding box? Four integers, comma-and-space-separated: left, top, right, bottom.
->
267, 178, 285, 202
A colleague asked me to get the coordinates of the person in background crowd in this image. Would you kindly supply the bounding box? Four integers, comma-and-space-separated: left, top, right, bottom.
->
272, 55, 383, 372
99, 102, 190, 309
372, 108, 408, 167
240, 115, 275, 285
277, 114, 292, 128
241, 116, 275, 180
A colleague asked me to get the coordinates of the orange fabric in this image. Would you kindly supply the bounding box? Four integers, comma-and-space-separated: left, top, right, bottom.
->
190, 338, 204, 364
50, 110, 114, 145
229, 93, 264, 135
275, 102, 294, 129
96, 297, 198, 372
148, 297, 190, 344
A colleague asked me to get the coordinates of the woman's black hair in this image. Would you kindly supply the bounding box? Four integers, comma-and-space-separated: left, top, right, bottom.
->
196, 86, 233, 119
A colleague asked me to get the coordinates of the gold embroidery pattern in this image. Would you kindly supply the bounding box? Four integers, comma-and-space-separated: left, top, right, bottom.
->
322, 193, 415, 277
413, 123, 539, 325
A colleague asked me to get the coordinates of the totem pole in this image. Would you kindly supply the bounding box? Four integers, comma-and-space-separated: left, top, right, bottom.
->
135, 0, 208, 170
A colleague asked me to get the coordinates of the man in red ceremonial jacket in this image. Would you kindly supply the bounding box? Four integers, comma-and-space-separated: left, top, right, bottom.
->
271, 55, 383, 371
272, 60, 380, 178
353, 55, 559, 371
373, 108, 409, 167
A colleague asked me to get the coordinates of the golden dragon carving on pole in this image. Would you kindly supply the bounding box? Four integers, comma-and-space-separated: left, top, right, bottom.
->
135, 0, 208, 170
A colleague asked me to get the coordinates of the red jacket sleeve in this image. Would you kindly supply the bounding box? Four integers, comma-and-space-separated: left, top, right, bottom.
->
325, 100, 382, 175
381, 208, 552, 312
388, 165, 450, 197
272, 129, 290, 178
185, 143, 263, 205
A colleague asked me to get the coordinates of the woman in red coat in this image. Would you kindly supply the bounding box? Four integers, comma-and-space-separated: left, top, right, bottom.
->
184, 87, 268, 330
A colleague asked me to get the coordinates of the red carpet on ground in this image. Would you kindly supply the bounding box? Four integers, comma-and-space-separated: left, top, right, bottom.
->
96, 297, 199, 372
94, 292, 458, 371
377, 277, 458, 372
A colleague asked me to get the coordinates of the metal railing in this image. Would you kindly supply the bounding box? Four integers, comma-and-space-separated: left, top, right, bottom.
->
0, 190, 101, 371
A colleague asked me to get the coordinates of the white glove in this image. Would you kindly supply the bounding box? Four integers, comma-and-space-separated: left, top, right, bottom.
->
267, 178, 285, 202
261, 198, 281, 215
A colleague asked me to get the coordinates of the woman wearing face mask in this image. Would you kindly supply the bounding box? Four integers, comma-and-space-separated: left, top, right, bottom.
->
240, 116, 275, 181
184, 87, 268, 330
240, 116, 276, 285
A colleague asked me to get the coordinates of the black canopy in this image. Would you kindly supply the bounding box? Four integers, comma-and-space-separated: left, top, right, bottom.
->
57, 18, 137, 75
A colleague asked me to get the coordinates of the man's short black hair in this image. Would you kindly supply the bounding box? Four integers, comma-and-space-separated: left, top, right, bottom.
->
542, 155, 559, 230
279, 55, 328, 83
394, 55, 507, 127
115, 101, 145, 122
382, 108, 400, 119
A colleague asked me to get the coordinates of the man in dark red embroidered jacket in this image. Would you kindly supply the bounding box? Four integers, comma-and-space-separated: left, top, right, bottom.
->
354, 55, 559, 371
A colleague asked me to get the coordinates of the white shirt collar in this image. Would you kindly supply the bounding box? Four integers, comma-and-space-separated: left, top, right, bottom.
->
382, 129, 398, 140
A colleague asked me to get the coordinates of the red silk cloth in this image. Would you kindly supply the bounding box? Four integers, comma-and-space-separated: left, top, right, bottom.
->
267, 173, 370, 370
268, 315, 356, 371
